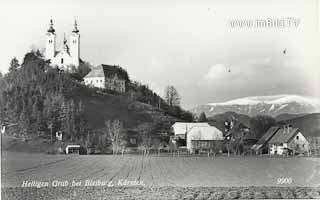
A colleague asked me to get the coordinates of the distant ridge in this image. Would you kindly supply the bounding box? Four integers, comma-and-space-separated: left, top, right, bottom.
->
277, 113, 320, 138
191, 95, 320, 117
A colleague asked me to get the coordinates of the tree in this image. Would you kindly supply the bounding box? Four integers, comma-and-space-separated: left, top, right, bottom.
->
0, 51, 90, 142
249, 115, 276, 139
105, 119, 126, 155
230, 137, 242, 155
137, 122, 153, 156
164, 85, 180, 107
198, 112, 208, 122
9, 57, 20, 72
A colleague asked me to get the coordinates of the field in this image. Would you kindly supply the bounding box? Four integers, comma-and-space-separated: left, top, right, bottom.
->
1, 151, 320, 199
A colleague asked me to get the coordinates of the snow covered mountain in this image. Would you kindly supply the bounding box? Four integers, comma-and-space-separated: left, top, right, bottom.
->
191, 95, 320, 117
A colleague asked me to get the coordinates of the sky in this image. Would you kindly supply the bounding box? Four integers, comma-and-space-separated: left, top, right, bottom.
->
0, 0, 319, 109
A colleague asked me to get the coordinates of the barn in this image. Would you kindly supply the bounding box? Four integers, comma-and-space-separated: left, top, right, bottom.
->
187, 126, 224, 154
171, 122, 211, 140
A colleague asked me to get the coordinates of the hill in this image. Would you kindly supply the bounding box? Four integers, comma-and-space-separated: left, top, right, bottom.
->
72, 86, 177, 130
277, 113, 320, 138
0, 51, 190, 153
207, 111, 251, 133
191, 95, 320, 117
275, 113, 308, 122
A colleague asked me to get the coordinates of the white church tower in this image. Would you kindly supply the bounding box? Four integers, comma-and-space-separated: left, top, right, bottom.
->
45, 19, 81, 71
70, 20, 80, 67
45, 19, 56, 59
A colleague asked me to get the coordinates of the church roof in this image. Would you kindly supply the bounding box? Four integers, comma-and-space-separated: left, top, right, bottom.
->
54, 50, 71, 57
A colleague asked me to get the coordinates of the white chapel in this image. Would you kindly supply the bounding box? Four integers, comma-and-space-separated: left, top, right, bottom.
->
45, 19, 81, 71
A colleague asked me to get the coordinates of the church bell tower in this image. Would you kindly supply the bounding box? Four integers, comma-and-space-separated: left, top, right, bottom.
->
70, 20, 80, 67
45, 19, 56, 60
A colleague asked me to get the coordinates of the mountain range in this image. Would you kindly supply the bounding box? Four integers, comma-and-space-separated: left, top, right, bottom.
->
191, 95, 320, 118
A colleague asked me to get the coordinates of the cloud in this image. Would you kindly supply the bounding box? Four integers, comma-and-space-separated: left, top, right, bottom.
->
203, 64, 230, 81
196, 57, 313, 98
199, 57, 272, 86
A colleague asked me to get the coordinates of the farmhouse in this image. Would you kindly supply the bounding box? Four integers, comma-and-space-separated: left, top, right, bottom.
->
187, 126, 224, 153
268, 126, 309, 155
84, 64, 127, 93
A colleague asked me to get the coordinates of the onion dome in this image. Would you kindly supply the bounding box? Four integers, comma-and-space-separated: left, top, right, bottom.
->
47, 19, 55, 33
72, 19, 79, 33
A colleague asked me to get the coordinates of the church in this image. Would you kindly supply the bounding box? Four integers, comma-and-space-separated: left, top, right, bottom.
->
45, 19, 128, 93
45, 19, 81, 71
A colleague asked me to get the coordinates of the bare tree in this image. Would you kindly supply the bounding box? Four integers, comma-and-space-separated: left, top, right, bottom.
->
119, 139, 127, 156
137, 122, 153, 156
164, 85, 181, 107
105, 119, 125, 155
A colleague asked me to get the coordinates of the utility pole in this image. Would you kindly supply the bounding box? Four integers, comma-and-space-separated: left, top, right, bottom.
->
48, 123, 53, 143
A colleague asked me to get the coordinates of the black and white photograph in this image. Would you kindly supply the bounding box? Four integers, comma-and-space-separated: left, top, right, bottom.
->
1, 0, 320, 199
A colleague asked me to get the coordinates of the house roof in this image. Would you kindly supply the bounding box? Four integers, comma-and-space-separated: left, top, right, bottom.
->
172, 122, 210, 136
84, 64, 129, 80
256, 126, 280, 145
188, 126, 224, 141
85, 66, 105, 78
268, 127, 300, 145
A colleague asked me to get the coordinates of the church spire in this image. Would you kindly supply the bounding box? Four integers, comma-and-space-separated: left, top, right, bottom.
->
72, 19, 79, 33
62, 32, 69, 52
63, 32, 67, 44
47, 18, 55, 33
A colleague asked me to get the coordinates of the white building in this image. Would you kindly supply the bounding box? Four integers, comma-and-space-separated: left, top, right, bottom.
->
45, 19, 81, 71
84, 64, 127, 93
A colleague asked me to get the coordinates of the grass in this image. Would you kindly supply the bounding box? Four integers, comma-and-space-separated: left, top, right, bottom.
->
74, 88, 177, 130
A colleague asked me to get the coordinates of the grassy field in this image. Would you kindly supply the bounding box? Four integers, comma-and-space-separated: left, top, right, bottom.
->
1, 151, 320, 199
